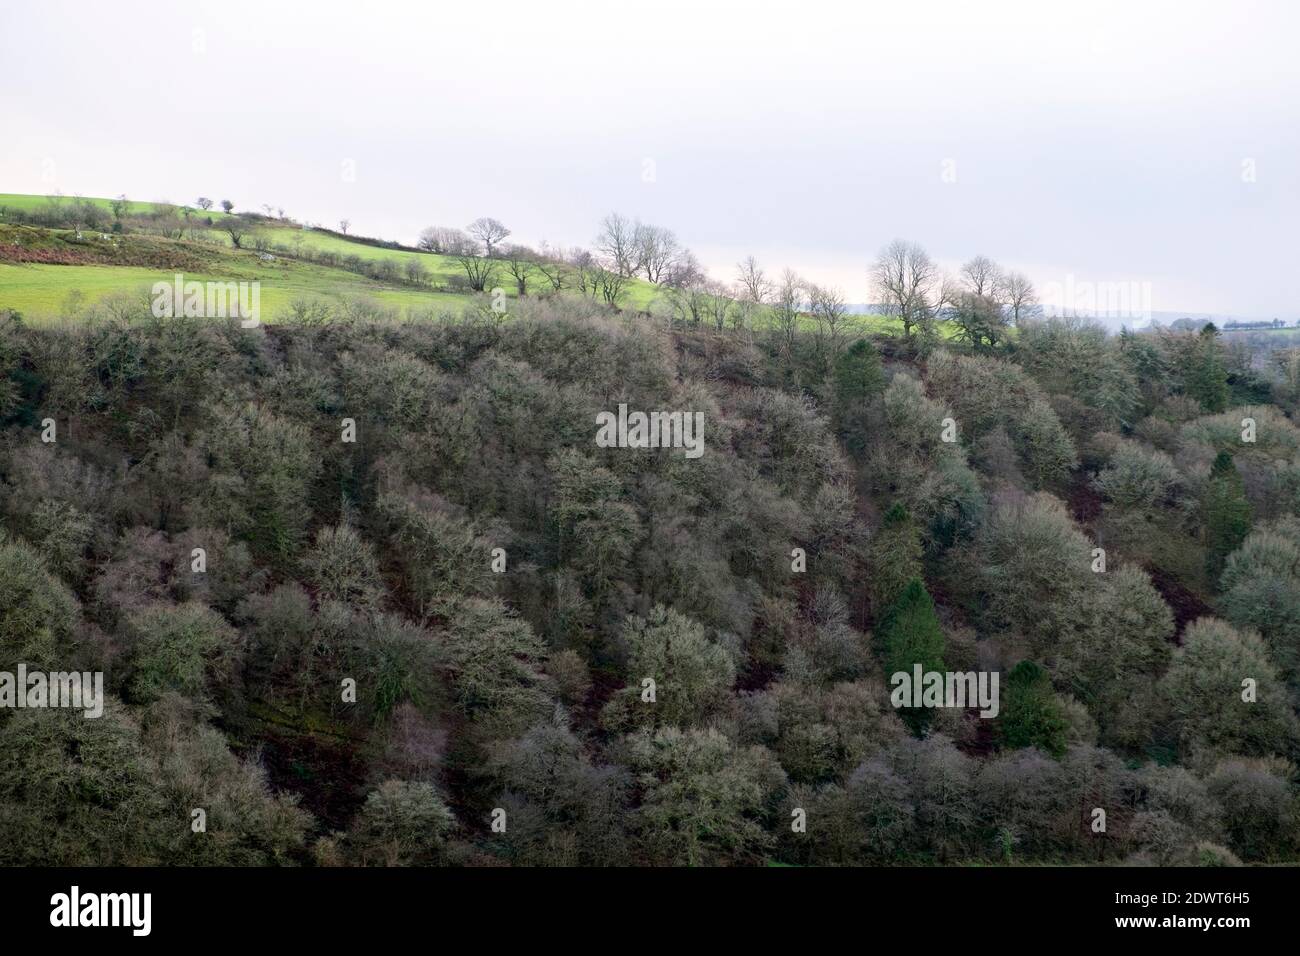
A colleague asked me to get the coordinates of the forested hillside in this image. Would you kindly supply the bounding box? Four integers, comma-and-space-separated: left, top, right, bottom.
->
1, 294, 1297, 867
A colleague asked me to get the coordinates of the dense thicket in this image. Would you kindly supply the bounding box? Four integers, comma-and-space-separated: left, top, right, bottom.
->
1, 300, 1297, 866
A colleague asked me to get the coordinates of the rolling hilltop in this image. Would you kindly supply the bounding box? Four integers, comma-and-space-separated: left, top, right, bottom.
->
0, 192, 936, 337
0, 193, 663, 321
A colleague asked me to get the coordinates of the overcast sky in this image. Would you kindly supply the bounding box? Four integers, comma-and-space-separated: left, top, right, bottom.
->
3, 0, 1297, 316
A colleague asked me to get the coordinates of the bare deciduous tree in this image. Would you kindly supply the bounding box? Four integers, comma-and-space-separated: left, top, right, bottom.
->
771, 269, 806, 352
221, 216, 250, 249
593, 265, 629, 307
872, 240, 938, 340
568, 248, 599, 299
534, 243, 567, 294
404, 258, 428, 285
809, 283, 853, 358
961, 255, 1003, 298
702, 280, 733, 330
339, 219, 351, 235
418, 226, 473, 255
502, 244, 536, 296
666, 277, 710, 327
456, 252, 499, 291
534, 260, 565, 294
636, 224, 683, 283
594, 213, 640, 277
467, 217, 510, 257
196, 197, 214, 211
737, 256, 772, 304
663, 250, 705, 290
932, 273, 959, 321
730, 295, 759, 333
1001, 271, 1039, 325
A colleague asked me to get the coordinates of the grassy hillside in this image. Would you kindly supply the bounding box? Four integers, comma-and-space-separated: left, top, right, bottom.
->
204, 221, 666, 311
0, 193, 671, 321
0, 262, 472, 318
0, 223, 464, 320
0, 192, 922, 336
0, 192, 232, 219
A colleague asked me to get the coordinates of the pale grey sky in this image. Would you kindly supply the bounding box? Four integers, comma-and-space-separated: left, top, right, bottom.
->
2, 0, 1297, 316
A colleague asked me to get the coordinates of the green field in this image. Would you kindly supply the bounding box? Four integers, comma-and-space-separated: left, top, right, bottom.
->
1, 192, 936, 333
0, 192, 231, 219
0, 212, 478, 321
0, 193, 664, 313
210, 223, 666, 312
0, 261, 472, 321
0, 193, 654, 321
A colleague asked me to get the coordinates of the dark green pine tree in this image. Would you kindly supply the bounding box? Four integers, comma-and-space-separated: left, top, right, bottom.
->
832, 338, 884, 458
998, 660, 1069, 759
867, 504, 924, 617
1186, 323, 1229, 413
833, 338, 885, 404
876, 577, 946, 730
1203, 450, 1251, 578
